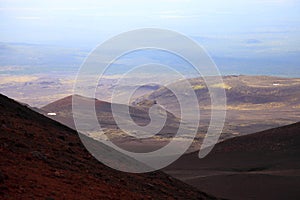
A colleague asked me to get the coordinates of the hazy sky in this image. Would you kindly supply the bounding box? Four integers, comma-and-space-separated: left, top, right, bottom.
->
1, 0, 299, 46
1, 0, 300, 76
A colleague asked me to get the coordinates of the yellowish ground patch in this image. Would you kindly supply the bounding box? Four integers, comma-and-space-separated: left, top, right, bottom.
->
0, 75, 39, 84
212, 83, 232, 89
192, 84, 205, 90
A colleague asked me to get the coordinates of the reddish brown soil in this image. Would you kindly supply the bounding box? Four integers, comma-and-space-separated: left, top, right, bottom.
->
0, 94, 216, 200
165, 122, 300, 200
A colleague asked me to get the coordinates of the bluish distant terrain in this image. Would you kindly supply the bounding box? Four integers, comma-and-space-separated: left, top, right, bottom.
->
0, 41, 299, 78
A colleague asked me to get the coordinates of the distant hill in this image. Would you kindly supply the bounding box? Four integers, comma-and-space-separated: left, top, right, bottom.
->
134, 75, 300, 114
41, 94, 178, 129
40, 95, 187, 153
0, 93, 217, 199
164, 122, 300, 200
134, 75, 300, 138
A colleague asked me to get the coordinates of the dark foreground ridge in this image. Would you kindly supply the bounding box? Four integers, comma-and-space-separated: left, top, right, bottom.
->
0, 94, 217, 200
165, 121, 300, 200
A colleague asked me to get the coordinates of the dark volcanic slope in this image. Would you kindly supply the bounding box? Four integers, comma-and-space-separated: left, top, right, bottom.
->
0, 94, 216, 200
165, 122, 300, 200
